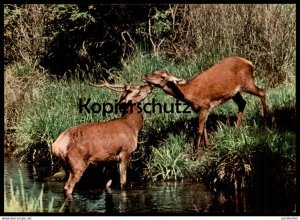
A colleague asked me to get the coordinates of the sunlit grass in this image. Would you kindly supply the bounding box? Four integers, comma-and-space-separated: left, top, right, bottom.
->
4, 170, 63, 212
145, 133, 201, 181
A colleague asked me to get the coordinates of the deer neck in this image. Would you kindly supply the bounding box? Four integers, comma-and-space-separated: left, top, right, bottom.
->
122, 105, 144, 132
163, 82, 190, 103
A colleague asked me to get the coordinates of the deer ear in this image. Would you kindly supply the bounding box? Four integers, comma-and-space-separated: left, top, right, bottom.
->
176, 79, 187, 84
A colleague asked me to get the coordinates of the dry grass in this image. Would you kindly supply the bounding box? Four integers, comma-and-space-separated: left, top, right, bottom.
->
4, 63, 48, 131
153, 4, 295, 87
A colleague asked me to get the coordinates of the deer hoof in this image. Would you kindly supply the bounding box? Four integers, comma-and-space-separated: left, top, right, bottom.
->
106, 179, 112, 188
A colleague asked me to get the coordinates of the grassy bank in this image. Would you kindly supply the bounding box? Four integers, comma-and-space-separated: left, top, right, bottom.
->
9, 48, 295, 192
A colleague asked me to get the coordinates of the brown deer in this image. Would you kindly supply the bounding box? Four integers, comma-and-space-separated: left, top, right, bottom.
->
51, 81, 153, 197
142, 56, 268, 153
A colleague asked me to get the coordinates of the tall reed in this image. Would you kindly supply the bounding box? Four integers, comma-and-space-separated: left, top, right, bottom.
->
4, 170, 63, 212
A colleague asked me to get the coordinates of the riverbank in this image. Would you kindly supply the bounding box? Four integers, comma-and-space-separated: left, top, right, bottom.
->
4, 48, 296, 195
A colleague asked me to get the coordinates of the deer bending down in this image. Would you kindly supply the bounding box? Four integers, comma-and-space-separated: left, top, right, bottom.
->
142, 56, 268, 153
52, 81, 153, 197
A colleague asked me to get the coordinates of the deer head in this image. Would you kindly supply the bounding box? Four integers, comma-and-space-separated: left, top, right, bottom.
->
142, 71, 187, 88
88, 80, 153, 104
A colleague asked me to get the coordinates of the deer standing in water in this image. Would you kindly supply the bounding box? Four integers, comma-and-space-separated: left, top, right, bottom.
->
142, 56, 268, 153
52, 81, 153, 197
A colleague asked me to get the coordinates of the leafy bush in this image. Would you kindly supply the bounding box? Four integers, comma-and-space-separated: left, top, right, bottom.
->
4, 4, 50, 65
5, 4, 295, 87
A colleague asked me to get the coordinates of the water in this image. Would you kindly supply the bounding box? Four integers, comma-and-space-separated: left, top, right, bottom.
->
4, 157, 296, 214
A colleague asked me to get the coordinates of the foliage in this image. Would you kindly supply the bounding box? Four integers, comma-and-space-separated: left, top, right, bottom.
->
151, 7, 172, 35
44, 4, 170, 77
4, 5, 52, 66
4, 63, 48, 131
48, 4, 95, 33
4, 4, 295, 87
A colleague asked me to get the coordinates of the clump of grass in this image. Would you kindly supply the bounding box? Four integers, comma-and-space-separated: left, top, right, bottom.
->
267, 82, 295, 110
4, 170, 62, 212
145, 133, 202, 181
4, 62, 49, 157
210, 122, 296, 189
120, 45, 214, 82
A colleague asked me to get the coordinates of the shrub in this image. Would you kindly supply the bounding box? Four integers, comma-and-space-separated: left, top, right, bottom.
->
4, 4, 51, 66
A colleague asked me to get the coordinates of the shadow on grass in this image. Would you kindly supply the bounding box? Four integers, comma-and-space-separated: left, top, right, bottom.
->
271, 105, 296, 132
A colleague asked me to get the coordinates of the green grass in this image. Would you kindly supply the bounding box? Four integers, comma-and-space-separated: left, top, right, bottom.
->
210, 123, 295, 187
4, 170, 63, 212
145, 133, 200, 181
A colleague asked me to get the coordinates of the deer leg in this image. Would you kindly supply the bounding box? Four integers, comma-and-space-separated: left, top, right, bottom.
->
60, 161, 70, 181
232, 92, 246, 127
243, 83, 268, 119
64, 173, 75, 197
195, 108, 209, 152
203, 126, 209, 149
258, 90, 268, 119
119, 153, 130, 190
64, 158, 88, 197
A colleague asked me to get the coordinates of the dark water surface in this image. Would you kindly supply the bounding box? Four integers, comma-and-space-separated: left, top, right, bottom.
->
4, 157, 296, 214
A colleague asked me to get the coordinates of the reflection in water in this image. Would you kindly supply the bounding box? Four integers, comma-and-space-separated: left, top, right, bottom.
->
64, 183, 209, 213
119, 190, 128, 213
4, 158, 296, 214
